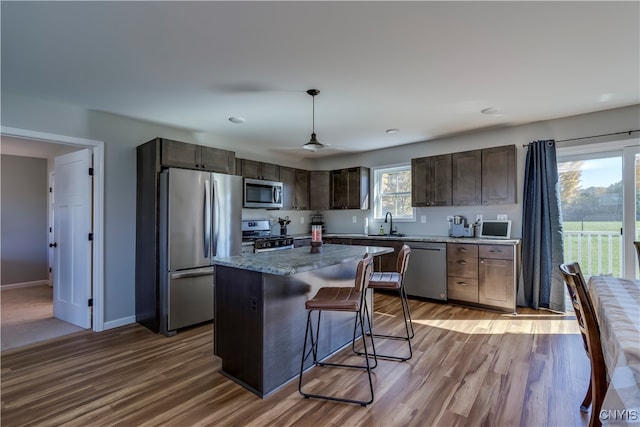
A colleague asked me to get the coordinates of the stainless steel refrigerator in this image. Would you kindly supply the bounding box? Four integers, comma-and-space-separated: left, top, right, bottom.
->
159, 168, 242, 334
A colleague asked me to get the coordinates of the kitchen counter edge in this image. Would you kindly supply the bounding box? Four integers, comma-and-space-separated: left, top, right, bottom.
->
289, 233, 520, 245
213, 244, 393, 276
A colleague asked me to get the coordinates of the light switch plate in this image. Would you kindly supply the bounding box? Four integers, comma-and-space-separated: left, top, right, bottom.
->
352, 216, 357, 223
421, 215, 427, 223
497, 214, 508, 220
300, 217, 304, 224
476, 214, 483, 222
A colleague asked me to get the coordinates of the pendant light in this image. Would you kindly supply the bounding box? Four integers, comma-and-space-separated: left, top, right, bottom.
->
302, 89, 325, 152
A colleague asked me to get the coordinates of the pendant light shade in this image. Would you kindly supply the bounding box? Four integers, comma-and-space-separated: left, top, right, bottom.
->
303, 89, 325, 152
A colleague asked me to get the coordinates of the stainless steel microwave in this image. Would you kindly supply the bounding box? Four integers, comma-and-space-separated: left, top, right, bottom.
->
243, 178, 283, 209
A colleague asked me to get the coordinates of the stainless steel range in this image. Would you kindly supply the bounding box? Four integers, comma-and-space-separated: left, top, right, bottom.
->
242, 219, 294, 253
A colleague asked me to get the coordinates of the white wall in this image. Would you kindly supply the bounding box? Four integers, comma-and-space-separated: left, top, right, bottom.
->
1, 155, 48, 285
314, 105, 640, 238
1, 91, 638, 324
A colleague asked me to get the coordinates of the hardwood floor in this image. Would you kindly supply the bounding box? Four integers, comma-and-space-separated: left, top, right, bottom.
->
1, 293, 591, 426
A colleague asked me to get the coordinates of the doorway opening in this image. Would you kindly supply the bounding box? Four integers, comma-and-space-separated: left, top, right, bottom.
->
0, 126, 104, 342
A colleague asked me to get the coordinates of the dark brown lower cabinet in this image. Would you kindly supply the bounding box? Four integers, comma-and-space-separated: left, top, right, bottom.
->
447, 242, 518, 312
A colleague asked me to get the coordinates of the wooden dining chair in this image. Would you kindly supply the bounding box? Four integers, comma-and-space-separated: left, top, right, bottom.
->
559, 262, 608, 427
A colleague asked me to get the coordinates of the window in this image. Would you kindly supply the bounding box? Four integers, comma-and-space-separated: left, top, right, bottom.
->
373, 164, 414, 220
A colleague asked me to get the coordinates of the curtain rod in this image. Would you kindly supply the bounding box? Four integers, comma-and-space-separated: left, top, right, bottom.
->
522, 129, 639, 147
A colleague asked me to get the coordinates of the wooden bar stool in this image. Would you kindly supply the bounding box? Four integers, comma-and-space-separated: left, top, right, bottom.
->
358, 244, 413, 361
298, 253, 377, 406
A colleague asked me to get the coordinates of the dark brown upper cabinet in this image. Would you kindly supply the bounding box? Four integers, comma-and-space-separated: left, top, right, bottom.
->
160, 138, 235, 174
240, 159, 280, 181
330, 167, 370, 210
309, 171, 331, 210
417, 144, 516, 207
481, 145, 516, 205
294, 169, 310, 210
411, 154, 452, 207
280, 167, 310, 210
452, 150, 482, 206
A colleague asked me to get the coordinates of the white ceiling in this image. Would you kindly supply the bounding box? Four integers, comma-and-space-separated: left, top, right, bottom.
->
2, 1, 639, 159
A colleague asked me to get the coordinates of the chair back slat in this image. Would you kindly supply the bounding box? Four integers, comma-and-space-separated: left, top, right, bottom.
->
396, 245, 412, 277
355, 253, 374, 293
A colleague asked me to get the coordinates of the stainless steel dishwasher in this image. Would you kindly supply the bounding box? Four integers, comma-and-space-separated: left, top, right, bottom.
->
403, 242, 447, 300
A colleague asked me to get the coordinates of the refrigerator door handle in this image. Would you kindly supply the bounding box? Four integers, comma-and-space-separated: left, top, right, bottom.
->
204, 178, 211, 258
170, 266, 214, 280
212, 176, 219, 257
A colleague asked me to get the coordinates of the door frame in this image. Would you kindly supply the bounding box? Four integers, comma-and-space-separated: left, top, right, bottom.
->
48, 170, 55, 287
1, 126, 105, 332
557, 137, 640, 279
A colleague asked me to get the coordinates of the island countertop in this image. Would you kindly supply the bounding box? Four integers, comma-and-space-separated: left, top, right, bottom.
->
212, 243, 393, 275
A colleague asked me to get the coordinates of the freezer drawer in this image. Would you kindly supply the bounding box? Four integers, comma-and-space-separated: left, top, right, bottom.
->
168, 267, 214, 331
404, 242, 447, 300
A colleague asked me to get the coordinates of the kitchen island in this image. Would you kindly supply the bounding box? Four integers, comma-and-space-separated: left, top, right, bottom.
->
212, 244, 393, 397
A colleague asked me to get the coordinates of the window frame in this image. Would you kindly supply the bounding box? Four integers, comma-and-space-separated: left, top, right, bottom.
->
372, 163, 415, 222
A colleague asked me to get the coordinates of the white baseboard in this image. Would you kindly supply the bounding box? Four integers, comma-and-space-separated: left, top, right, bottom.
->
103, 315, 136, 330
1, 280, 50, 290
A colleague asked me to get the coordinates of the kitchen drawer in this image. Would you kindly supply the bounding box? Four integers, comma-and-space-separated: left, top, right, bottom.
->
479, 244, 513, 260
447, 277, 479, 303
447, 243, 478, 260
447, 256, 478, 278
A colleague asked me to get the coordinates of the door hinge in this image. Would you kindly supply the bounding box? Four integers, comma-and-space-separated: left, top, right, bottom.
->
620, 228, 623, 235
49, 227, 52, 232
49, 187, 52, 193
88, 233, 93, 241
88, 298, 93, 307
49, 267, 52, 273
88, 168, 94, 176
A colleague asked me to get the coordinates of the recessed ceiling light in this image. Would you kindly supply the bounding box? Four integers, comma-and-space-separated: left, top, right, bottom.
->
385, 128, 400, 134
480, 107, 502, 116
228, 116, 246, 124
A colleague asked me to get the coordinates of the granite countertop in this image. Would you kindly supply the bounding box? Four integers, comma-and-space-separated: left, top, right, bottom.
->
290, 233, 520, 245
213, 244, 393, 276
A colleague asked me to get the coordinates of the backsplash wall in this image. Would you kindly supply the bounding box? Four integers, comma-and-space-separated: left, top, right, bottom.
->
242, 209, 315, 236
322, 205, 521, 238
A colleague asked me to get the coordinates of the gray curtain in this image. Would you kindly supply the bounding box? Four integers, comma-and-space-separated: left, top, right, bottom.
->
517, 140, 565, 312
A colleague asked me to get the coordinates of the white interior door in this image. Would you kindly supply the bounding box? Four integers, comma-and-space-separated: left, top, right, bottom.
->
53, 149, 92, 328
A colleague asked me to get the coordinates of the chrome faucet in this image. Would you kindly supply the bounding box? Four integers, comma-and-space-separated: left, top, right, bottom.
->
384, 211, 394, 235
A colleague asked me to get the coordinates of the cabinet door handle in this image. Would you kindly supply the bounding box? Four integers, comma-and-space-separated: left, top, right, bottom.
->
489, 249, 502, 253
458, 248, 467, 252
458, 260, 467, 265
480, 259, 484, 264
457, 281, 468, 286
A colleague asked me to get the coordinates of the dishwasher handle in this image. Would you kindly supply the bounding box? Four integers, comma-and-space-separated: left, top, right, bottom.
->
407, 242, 446, 251
170, 267, 214, 280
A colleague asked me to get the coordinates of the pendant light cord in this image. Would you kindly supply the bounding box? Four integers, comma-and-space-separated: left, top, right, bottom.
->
312, 94, 316, 134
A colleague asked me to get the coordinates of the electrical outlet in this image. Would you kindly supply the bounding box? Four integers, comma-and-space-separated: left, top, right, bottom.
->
300, 216, 304, 224
476, 214, 483, 222
421, 215, 427, 223
352, 216, 357, 224
446, 215, 453, 222
497, 214, 508, 220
